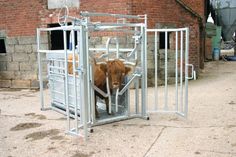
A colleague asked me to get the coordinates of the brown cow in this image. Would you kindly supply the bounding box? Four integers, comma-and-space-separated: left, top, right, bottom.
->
93, 59, 131, 118
67, 56, 131, 118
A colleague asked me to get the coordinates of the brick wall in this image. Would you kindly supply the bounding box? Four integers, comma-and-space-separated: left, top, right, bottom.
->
0, 0, 45, 37
182, 0, 205, 19
130, 0, 204, 73
0, 0, 206, 88
0, 0, 46, 88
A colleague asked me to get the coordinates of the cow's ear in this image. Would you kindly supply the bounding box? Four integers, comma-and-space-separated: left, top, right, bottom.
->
99, 63, 107, 73
125, 66, 131, 75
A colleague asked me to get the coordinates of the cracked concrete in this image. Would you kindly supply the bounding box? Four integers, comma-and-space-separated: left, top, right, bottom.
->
0, 61, 236, 157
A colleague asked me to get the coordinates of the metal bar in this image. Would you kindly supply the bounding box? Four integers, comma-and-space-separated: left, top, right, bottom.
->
186, 64, 194, 80
71, 29, 79, 134
134, 27, 138, 60
135, 78, 139, 114
116, 38, 120, 59
63, 30, 70, 133
48, 66, 65, 70
127, 45, 137, 59
89, 48, 134, 52
106, 38, 111, 61
80, 11, 142, 19
115, 88, 119, 112
38, 50, 66, 54
184, 28, 189, 117
37, 29, 45, 111
127, 87, 130, 117
80, 25, 88, 140
175, 31, 179, 112
180, 31, 184, 113
118, 74, 141, 95
93, 114, 145, 127
92, 84, 109, 98
164, 31, 168, 110
93, 28, 140, 34
38, 26, 81, 32
92, 23, 145, 27
86, 28, 92, 125
141, 14, 147, 117
154, 31, 158, 111
146, 28, 189, 32
106, 76, 112, 114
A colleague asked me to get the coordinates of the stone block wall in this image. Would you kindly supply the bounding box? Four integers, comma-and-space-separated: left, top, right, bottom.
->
0, 35, 48, 88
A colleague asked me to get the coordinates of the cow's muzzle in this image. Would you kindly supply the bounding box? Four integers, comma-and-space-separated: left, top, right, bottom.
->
112, 82, 119, 89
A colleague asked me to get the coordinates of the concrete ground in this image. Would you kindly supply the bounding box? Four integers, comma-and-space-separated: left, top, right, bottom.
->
0, 61, 236, 157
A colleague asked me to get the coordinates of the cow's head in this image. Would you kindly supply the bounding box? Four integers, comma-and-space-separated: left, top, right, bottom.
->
106, 59, 131, 89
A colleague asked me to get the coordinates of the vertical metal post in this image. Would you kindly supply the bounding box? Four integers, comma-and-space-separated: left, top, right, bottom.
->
90, 64, 95, 123
135, 78, 139, 114
141, 15, 147, 117
80, 25, 88, 140
134, 27, 138, 60
175, 31, 179, 112
164, 31, 168, 110
154, 31, 158, 111
116, 37, 120, 59
63, 29, 70, 132
71, 28, 78, 134
234, 30, 236, 56
180, 30, 183, 113
116, 89, 119, 113
184, 28, 189, 117
86, 29, 92, 124
127, 87, 131, 117
105, 38, 112, 114
37, 29, 45, 111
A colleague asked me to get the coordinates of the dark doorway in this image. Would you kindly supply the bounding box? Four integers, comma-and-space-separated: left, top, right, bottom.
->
48, 23, 78, 50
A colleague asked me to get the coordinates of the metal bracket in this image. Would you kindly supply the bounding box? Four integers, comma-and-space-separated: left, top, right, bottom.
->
77, 66, 85, 76
186, 64, 196, 80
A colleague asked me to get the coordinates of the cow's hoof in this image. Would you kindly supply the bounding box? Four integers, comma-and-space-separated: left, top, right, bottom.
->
107, 111, 114, 116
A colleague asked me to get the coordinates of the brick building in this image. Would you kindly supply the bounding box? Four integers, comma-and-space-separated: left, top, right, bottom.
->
0, 0, 207, 88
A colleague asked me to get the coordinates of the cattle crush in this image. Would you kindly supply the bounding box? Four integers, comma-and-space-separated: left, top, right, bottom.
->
37, 7, 194, 140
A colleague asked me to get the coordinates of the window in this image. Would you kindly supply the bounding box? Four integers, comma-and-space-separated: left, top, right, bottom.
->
159, 32, 170, 49
0, 38, 6, 54
48, 23, 77, 50
48, 0, 80, 9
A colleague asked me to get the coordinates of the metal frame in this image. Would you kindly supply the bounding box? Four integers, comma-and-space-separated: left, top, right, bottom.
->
83, 13, 148, 126
37, 12, 194, 140
37, 12, 148, 140
146, 28, 194, 117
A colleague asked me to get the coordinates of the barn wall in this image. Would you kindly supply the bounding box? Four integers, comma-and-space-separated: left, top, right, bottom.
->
0, 0, 206, 88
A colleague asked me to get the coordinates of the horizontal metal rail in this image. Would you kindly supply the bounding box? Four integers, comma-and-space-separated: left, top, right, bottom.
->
38, 26, 81, 31
80, 11, 143, 19
147, 28, 188, 32
89, 48, 134, 52
92, 23, 145, 28
91, 83, 109, 98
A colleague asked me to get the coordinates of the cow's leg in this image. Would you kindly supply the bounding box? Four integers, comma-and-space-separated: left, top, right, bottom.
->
105, 98, 115, 115
95, 96, 99, 118
105, 98, 111, 115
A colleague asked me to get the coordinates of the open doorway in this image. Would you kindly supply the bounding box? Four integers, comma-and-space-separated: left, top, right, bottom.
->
48, 23, 78, 50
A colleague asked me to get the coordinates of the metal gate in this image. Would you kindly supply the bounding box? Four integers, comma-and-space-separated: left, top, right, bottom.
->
146, 28, 195, 117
